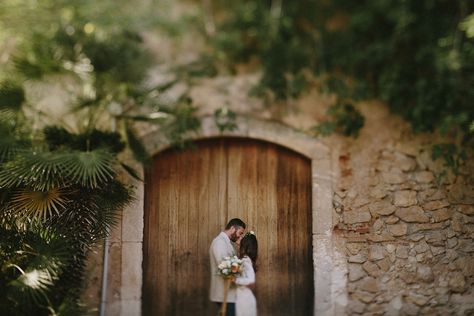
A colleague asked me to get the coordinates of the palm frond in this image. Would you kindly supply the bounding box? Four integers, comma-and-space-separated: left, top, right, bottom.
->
10, 188, 68, 222
1, 226, 70, 312
61, 150, 116, 188
120, 162, 143, 182
0, 149, 117, 190
9, 267, 54, 305
125, 125, 150, 165
0, 133, 28, 163
0, 80, 25, 111
0, 151, 68, 191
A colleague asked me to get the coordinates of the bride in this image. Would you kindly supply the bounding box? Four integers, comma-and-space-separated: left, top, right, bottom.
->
235, 232, 258, 316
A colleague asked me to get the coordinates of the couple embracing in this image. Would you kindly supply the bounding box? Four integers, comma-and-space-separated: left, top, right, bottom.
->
209, 218, 258, 316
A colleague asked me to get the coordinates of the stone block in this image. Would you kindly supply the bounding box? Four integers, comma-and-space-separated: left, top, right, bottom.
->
414, 241, 429, 254
348, 263, 367, 282
369, 245, 386, 261
382, 170, 406, 184
457, 204, 474, 215
458, 239, 474, 253
349, 253, 368, 264
416, 265, 434, 282
455, 256, 474, 276
406, 292, 430, 306
343, 210, 371, 224
447, 237, 458, 249
121, 242, 143, 300
368, 234, 395, 242
418, 188, 447, 202
431, 208, 453, 222
422, 200, 450, 211
376, 258, 391, 272
402, 302, 420, 316
362, 261, 381, 277
393, 190, 418, 207
413, 222, 445, 232
430, 246, 446, 256
399, 270, 416, 284
395, 206, 429, 223
448, 272, 466, 293
409, 233, 424, 241
346, 300, 366, 314
370, 187, 388, 199
121, 299, 141, 316
396, 245, 409, 259
352, 291, 376, 303
373, 219, 384, 233
358, 276, 379, 293
424, 231, 446, 246
388, 223, 408, 236
385, 215, 399, 224
368, 200, 396, 216
122, 196, 144, 242
414, 171, 434, 183
346, 243, 365, 255
386, 295, 403, 315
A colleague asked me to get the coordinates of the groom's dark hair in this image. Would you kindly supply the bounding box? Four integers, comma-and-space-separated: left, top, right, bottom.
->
225, 218, 246, 230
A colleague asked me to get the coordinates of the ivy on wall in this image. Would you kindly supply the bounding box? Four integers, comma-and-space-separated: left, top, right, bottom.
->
204, 0, 474, 171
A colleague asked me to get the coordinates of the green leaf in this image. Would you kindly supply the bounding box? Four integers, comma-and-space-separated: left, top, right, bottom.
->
125, 125, 150, 165
0, 151, 68, 191
0, 149, 116, 190
61, 150, 116, 188
312, 102, 364, 137
214, 107, 237, 132
10, 188, 69, 221
313, 121, 336, 136
120, 162, 143, 182
0, 81, 25, 110
431, 143, 465, 175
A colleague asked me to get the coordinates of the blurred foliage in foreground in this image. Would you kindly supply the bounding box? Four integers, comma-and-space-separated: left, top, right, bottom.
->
0, 0, 200, 314
205, 0, 473, 168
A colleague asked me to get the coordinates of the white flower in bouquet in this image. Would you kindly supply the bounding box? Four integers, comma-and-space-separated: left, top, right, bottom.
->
217, 255, 243, 278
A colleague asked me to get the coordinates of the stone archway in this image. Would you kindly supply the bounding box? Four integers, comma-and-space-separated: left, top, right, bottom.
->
115, 115, 342, 315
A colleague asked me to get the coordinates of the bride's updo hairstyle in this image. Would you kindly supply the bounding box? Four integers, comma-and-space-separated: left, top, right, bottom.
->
239, 232, 258, 272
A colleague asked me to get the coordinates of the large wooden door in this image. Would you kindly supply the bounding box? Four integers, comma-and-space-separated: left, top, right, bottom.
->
143, 138, 313, 315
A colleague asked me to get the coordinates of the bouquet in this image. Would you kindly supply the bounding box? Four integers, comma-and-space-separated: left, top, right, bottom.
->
217, 255, 243, 278
217, 255, 242, 316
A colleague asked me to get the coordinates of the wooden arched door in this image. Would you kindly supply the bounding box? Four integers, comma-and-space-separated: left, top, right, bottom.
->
143, 138, 313, 315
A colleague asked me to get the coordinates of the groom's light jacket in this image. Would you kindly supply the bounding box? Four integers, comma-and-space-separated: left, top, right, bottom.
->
209, 231, 237, 303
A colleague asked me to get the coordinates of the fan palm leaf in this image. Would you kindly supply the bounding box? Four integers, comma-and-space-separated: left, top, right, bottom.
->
61, 149, 116, 188
8, 266, 53, 304
0, 151, 68, 191
0, 109, 30, 163
1, 226, 70, 313
10, 188, 68, 221
0, 134, 26, 163
0, 149, 117, 190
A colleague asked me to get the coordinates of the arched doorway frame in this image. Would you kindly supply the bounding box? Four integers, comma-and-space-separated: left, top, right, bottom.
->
117, 115, 345, 316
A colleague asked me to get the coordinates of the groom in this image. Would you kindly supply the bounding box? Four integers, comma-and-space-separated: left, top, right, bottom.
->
209, 218, 246, 316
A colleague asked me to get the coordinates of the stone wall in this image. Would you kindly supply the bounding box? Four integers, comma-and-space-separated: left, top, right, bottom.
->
305, 100, 474, 315
336, 146, 474, 315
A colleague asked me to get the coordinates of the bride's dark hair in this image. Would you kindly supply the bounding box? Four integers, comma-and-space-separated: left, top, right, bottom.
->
239, 233, 258, 272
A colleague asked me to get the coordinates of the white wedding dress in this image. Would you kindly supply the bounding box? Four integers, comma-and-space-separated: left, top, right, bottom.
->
235, 256, 257, 316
